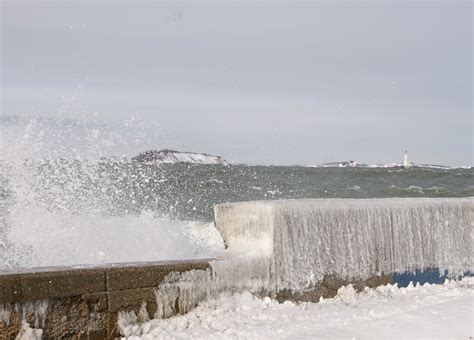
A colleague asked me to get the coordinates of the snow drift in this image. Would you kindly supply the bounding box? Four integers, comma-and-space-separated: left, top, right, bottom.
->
121, 277, 474, 339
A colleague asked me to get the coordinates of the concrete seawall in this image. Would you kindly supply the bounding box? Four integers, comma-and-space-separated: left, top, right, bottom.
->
1, 197, 472, 338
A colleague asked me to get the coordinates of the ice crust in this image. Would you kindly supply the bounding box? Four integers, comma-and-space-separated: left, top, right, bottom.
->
0, 300, 49, 331
14, 321, 43, 340
119, 252, 271, 333
215, 198, 473, 292
118, 240, 272, 335
151, 238, 270, 319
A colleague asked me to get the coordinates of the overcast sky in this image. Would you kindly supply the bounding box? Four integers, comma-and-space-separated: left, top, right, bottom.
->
1, 1, 472, 165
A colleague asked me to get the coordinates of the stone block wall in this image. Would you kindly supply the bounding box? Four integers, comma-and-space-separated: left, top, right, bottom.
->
0, 260, 211, 339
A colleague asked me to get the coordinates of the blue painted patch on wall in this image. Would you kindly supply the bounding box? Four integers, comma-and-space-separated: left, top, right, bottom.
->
394, 269, 472, 287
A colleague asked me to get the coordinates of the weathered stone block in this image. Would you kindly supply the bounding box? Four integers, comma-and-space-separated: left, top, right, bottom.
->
42, 296, 107, 338
0, 295, 108, 339
0, 273, 22, 304
107, 288, 156, 314
20, 269, 106, 302
106, 259, 210, 291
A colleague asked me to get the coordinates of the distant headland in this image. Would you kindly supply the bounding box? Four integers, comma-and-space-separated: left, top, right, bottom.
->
132, 149, 230, 165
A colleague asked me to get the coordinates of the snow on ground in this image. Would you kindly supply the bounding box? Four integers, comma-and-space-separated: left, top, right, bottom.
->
124, 278, 474, 339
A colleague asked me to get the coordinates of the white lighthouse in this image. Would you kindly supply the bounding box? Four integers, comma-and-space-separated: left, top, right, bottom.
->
403, 150, 409, 167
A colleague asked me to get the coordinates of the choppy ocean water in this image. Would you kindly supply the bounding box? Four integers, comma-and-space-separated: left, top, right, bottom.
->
6, 161, 471, 221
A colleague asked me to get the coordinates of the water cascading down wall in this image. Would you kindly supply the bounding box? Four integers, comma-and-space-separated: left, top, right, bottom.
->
0, 197, 472, 338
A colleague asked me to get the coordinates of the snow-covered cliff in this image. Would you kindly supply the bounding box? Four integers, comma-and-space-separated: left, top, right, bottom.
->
132, 149, 229, 165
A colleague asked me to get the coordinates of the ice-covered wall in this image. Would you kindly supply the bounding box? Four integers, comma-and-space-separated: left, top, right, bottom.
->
118, 254, 272, 336
152, 254, 271, 319
148, 239, 272, 318
215, 198, 473, 294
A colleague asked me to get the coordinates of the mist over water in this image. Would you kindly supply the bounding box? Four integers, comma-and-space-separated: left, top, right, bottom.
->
0, 116, 472, 270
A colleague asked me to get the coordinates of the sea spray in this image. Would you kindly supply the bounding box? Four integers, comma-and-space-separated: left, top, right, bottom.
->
0, 116, 224, 269
6, 210, 222, 268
